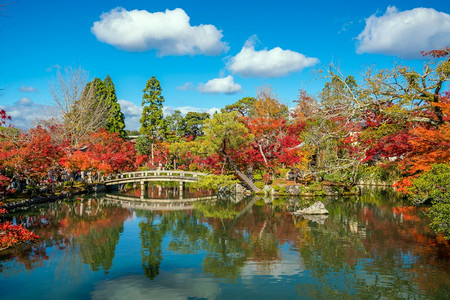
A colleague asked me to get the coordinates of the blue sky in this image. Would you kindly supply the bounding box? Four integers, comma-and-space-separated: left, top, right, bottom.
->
1, 0, 449, 130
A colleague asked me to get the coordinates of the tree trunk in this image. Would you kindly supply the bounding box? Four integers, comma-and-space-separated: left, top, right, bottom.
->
151, 143, 154, 165
257, 141, 268, 166
221, 150, 261, 192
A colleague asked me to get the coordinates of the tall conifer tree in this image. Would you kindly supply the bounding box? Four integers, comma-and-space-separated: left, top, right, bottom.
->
103, 75, 126, 138
139, 76, 166, 162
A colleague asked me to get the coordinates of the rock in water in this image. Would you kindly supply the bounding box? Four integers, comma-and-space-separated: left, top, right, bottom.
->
296, 201, 329, 215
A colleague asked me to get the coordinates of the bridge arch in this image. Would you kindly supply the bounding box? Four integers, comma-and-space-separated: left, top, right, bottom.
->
102, 170, 208, 200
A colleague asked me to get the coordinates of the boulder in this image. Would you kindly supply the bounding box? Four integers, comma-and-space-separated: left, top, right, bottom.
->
285, 185, 301, 195
323, 185, 336, 195
235, 183, 248, 194
296, 201, 329, 215
286, 170, 297, 181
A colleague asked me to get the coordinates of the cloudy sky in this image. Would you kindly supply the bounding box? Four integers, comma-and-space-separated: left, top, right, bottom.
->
1, 0, 449, 130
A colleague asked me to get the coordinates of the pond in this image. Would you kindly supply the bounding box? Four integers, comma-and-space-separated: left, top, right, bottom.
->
0, 188, 449, 299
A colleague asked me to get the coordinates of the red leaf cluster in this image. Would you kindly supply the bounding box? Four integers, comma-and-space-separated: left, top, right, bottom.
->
0, 202, 39, 250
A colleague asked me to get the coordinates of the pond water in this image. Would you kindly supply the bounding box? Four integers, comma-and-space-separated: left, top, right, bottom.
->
0, 188, 449, 299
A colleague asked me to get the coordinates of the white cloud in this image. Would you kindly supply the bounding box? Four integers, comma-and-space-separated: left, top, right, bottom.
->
19, 85, 37, 92
227, 36, 319, 78
118, 99, 143, 131
0, 98, 50, 130
164, 106, 220, 116
16, 97, 33, 106
118, 99, 220, 131
177, 82, 194, 91
2, 98, 220, 132
197, 75, 242, 94
91, 7, 229, 56
356, 6, 450, 59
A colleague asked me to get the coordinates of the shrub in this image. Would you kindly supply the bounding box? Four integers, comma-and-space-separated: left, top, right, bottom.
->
273, 185, 286, 194
409, 164, 450, 239
191, 174, 239, 191
254, 181, 265, 190
357, 165, 400, 183
253, 173, 263, 181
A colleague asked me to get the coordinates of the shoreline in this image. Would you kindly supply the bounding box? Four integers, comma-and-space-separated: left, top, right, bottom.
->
1, 183, 107, 211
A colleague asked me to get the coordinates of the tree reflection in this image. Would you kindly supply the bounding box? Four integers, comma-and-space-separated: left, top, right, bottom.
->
0, 198, 131, 276
1, 189, 449, 298
138, 212, 163, 280
295, 192, 450, 299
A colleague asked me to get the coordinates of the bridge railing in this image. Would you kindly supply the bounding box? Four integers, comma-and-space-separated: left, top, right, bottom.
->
102, 170, 207, 182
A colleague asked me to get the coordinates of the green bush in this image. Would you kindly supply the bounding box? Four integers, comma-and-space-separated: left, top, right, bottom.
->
357, 165, 400, 183
191, 174, 239, 191
307, 182, 326, 196
273, 185, 286, 194
308, 182, 323, 191
409, 164, 450, 239
254, 181, 265, 190
253, 173, 263, 181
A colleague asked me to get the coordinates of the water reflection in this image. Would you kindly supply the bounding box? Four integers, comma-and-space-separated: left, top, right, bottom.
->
92, 273, 221, 300
121, 182, 215, 200
0, 198, 131, 276
0, 189, 449, 299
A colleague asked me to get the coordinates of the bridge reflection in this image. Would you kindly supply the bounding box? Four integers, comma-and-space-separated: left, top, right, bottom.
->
103, 194, 217, 211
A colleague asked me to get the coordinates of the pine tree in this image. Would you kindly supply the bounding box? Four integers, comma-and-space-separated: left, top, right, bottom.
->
103, 75, 126, 138
140, 76, 167, 162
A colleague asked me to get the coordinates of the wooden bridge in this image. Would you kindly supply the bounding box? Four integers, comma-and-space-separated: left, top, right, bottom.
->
101, 171, 208, 200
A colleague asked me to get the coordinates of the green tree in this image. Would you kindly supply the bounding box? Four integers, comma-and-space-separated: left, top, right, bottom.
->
165, 110, 184, 142
181, 112, 210, 139
221, 96, 256, 117
203, 112, 260, 192
140, 76, 167, 162
135, 135, 152, 156
81, 77, 107, 125
103, 75, 126, 138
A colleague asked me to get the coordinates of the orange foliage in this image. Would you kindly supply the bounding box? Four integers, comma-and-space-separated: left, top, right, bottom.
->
0, 126, 64, 182
401, 95, 450, 176
60, 150, 111, 173
395, 93, 450, 192
406, 123, 450, 174
253, 87, 288, 119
